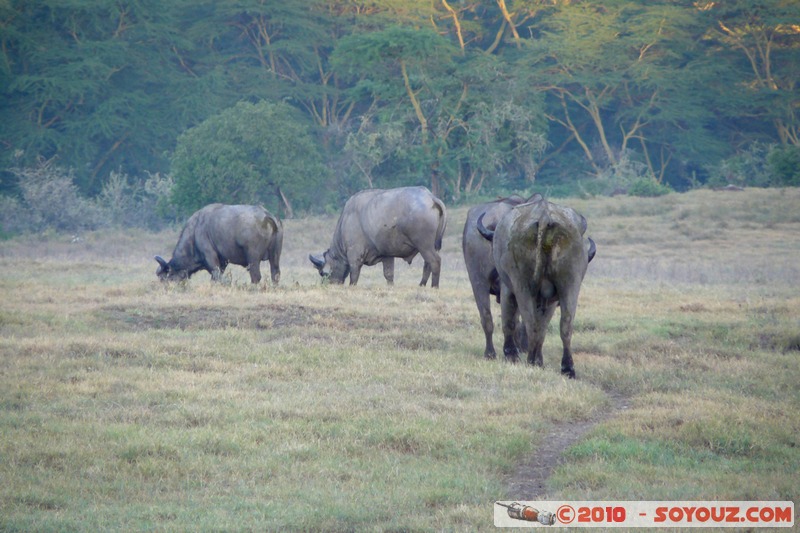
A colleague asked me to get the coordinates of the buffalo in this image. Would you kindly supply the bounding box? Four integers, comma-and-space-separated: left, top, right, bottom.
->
463, 194, 541, 358
477, 197, 595, 378
310, 186, 447, 287
155, 203, 283, 284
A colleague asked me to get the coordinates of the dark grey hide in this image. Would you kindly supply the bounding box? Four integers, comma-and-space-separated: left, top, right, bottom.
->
477, 198, 596, 378
310, 186, 447, 287
462, 194, 542, 359
155, 204, 283, 284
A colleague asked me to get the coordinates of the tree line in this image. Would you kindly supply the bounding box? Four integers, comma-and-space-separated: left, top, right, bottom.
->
1, 0, 798, 228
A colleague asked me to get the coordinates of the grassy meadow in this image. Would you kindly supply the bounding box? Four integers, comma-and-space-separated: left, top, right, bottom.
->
1, 188, 798, 531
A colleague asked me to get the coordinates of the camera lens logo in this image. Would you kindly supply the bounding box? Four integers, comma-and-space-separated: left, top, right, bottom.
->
496, 502, 556, 525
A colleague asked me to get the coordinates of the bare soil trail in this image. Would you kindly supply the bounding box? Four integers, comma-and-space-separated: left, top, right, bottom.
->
506, 391, 629, 499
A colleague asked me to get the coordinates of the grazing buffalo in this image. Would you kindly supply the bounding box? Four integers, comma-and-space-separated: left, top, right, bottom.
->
477, 197, 596, 378
463, 194, 541, 358
155, 204, 283, 284
310, 186, 447, 287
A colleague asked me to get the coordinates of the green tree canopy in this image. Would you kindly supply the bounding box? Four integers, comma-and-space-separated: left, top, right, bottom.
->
518, 1, 725, 185
0, 0, 207, 194
170, 100, 329, 218
2, 0, 799, 211
703, 0, 800, 146
332, 25, 548, 198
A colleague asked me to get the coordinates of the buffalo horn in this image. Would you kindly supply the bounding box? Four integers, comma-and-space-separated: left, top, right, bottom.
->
309, 254, 325, 268
154, 255, 169, 269
587, 238, 596, 264
476, 213, 495, 242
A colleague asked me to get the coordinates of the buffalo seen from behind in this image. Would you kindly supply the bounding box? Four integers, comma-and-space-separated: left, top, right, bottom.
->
310, 186, 447, 287
477, 196, 596, 378
463, 193, 542, 359
155, 203, 283, 285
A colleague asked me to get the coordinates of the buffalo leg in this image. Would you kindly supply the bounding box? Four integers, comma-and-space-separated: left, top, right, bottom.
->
196, 241, 223, 282
382, 258, 395, 285
247, 262, 263, 284
244, 250, 263, 284
348, 262, 362, 286
499, 285, 520, 362
467, 265, 496, 358
557, 286, 581, 379
514, 321, 528, 353
420, 261, 431, 286
473, 287, 496, 359
419, 250, 441, 288
430, 252, 441, 288
269, 260, 281, 285
208, 257, 224, 282
518, 296, 556, 368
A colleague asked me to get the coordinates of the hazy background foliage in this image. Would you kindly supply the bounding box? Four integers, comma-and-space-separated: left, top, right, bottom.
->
1, 0, 799, 234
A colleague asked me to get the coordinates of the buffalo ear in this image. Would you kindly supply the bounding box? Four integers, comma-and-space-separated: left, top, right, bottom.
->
309, 254, 325, 269
587, 238, 596, 264
155, 255, 169, 270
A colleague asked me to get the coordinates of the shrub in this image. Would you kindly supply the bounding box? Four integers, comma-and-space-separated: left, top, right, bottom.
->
578, 149, 655, 196
707, 142, 772, 188
0, 162, 176, 236
767, 145, 800, 186
96, 171, 139, 228
0, 195, 24, 237
96, 171, 176, 230
628, 177, 672, 197
170, 100, 331, 218
0, 160, 104, 234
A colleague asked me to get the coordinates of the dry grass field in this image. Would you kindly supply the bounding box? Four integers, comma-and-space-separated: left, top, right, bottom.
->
1, 188, 798, 531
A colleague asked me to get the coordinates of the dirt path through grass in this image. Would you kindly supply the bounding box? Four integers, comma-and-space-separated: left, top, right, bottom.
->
506, 390, 629, 499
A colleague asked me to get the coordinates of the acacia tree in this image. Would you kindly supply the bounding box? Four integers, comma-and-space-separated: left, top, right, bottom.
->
332, 25, 461, 196
196, 0, 353, 129
332, 24, 547, 199
440, 53, 548, 196
703, 0, 800, 146
0, 0, 205, 194
170, 101, 329, 218
518, 1, 720, 184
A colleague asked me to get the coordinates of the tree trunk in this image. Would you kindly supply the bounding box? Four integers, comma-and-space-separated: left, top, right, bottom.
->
441, 0, 465, 54
277, 186, 294, 219
496, 0, 521, 49
400, 59, 428, 140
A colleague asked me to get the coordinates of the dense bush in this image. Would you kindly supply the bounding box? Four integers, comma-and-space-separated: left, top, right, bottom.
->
577, 150, 664, 197
767, 146, 800, 186
707, 143, 772, 188
627, 177, 673, 197
0, 162, 104, 235
0, 162, 175, 236
707, 143, 800, 188
170, 101, 331, 218
96, 171, 178, 230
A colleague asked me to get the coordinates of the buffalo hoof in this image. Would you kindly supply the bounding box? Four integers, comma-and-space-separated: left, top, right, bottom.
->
561, 367, 576, 379
504, 354, 520, 363
484, 353, 497, 360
